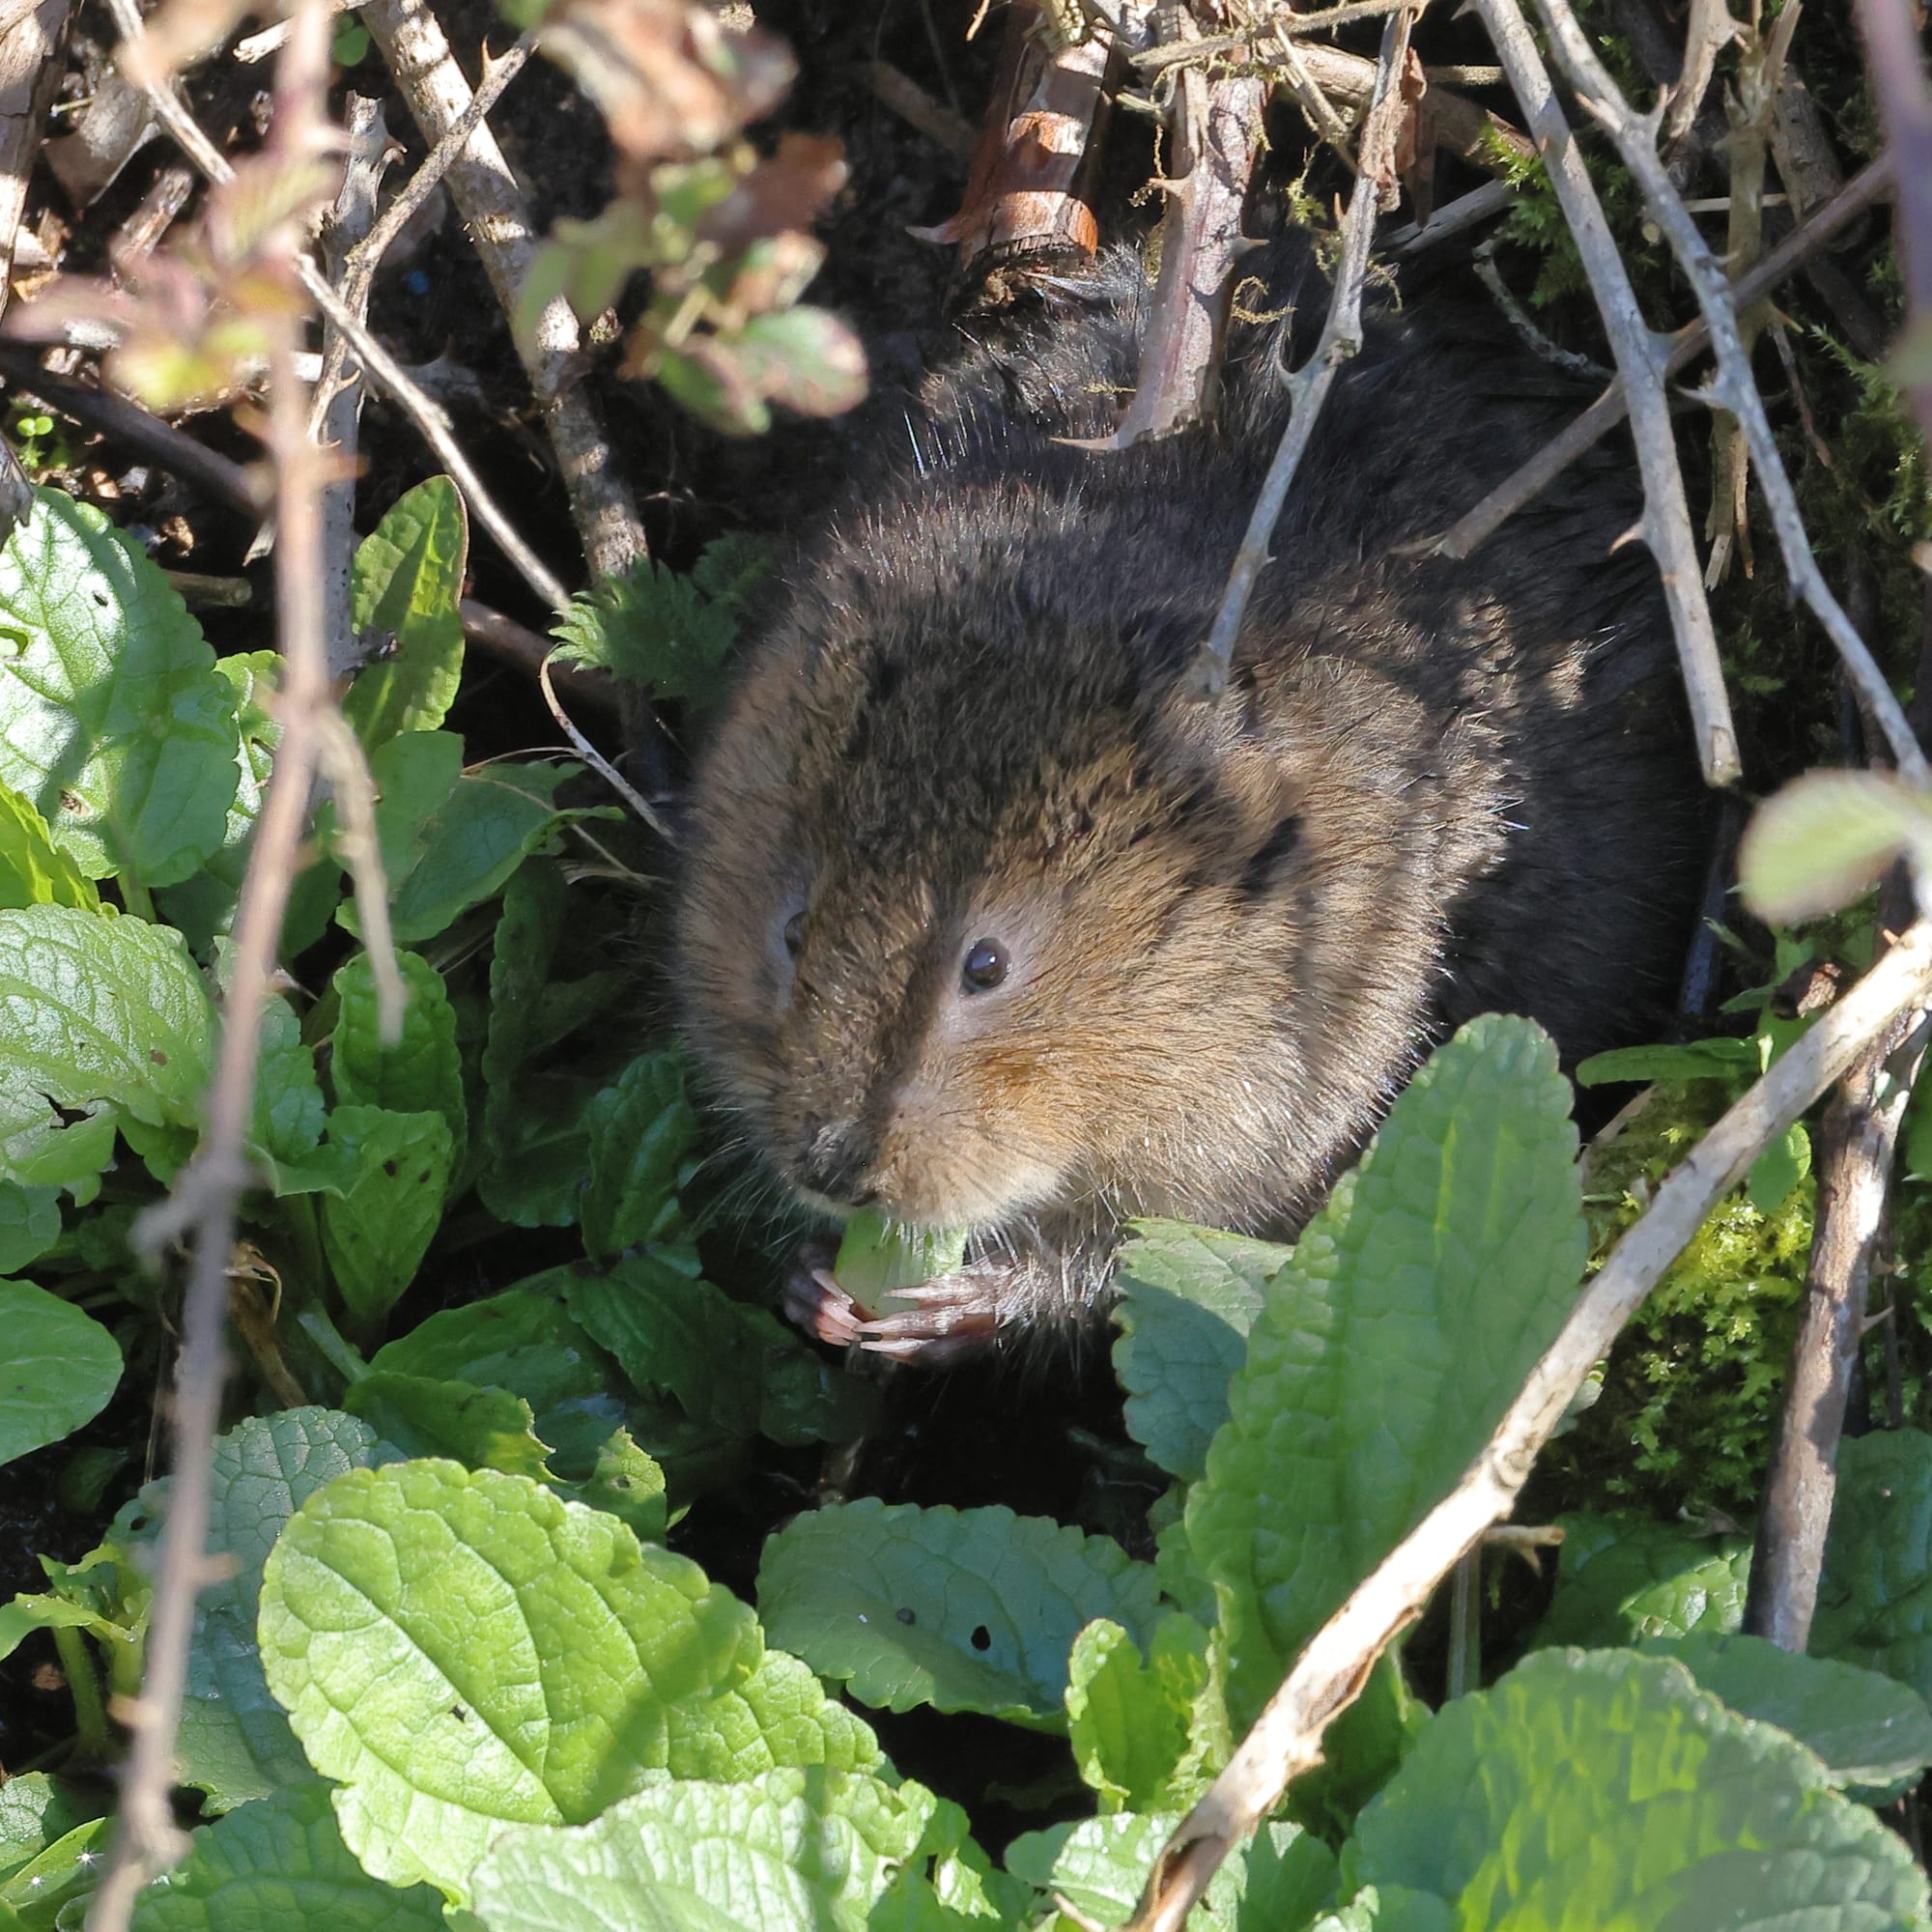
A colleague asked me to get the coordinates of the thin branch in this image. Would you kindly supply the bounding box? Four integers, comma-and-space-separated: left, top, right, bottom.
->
1133, 0, 1428, 71
1127, 917, 1932, 1932
1190, 4, 1418, 698
0, 0, 72, 323
537, 653, 671, 841
84, 8, 335, 1924
1531, 0, 1928, 790
1427, 157, 1893, 560
1472, 0, 1740, 788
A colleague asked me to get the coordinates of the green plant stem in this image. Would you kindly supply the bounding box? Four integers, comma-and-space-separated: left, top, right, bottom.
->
117, 873, 155, 922
1446, 1549, 1480, 1700
296, 1303, 370, 1385
51, 1624, 112, 1765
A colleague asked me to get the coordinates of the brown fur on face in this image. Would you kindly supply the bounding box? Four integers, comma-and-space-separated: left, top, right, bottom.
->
675, 240, 1707, 1324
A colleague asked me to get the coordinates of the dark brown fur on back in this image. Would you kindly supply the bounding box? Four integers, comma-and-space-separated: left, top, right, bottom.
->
675, 236, 1708, 1341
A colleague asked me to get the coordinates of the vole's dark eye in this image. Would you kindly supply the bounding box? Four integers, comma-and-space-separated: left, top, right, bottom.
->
782, 911, 807, 957
961, 938, 1008, 993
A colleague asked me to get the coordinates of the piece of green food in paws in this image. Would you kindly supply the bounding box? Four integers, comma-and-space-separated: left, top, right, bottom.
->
834, 1209, 969, 1319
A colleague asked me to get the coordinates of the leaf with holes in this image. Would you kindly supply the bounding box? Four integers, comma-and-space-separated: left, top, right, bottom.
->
318, 1106, 454, 1328
0, 779, 98, 912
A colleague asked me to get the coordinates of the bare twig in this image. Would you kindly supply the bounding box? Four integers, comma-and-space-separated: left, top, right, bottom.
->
1532, 0, 1928, 790
462, 596, 620, 711
536, 653, 670, 840
0, 0, 71, 323
1661, 0, 1736, 155
1191, 5, 1419, 697
359, 0, 646, 579
1128, 918, 1932, 1932
866, 58, 977, 160
1472, 0, 1740, 788
84, 10, 336, 1925
1854, 0, 1932, 453
1133, 0, 1429, 71
1387, 176, 1516, 255
1427, 158, 1893, 560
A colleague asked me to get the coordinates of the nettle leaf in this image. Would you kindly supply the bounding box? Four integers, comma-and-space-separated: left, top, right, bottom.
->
343, 476, 469, 751
1637, 1633, 1932, 1791
1111, 1221, 1284, 1484
0, 780, 98, 911
1065, 1613, 1216, 1813
580, 1049, 696, 1257
1814, 1427, 1932, 1707
0, 1280, 121, 1466
1343, 1649, 1930, 1930
343, 1372, 553, 1481
0, 1182, 60, 1276
319, 1105, 454, 1328
469, 1769, 953, 1932
125, 1407, 387, 1811
1740, 768, 1932, 924
562, 1250, 876, 1452
128, 1785, 445, 1932
0, 490, 239, 886
0, 903, 213, 1189
330, 950, 466, 1175
1535, 1511, 1750, 1647
1185, 1015, 1585, 1723
757, 1497, 1160, 1728
1006, 1813, 1335, 1932
258, 1460, 867, 1904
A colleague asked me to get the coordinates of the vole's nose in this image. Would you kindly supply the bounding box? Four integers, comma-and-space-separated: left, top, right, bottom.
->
796, 1117, 878, 1208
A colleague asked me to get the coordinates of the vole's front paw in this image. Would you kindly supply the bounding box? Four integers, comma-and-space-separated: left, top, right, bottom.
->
850, 1264, 1010, 1367
781, 1238, 867, 1349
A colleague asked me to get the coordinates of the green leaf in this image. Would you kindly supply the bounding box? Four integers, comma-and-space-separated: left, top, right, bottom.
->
832, 1208, 968, 1314
367, 728, 464, 885
128, 1785, 446, 1931
0, 489, 239, 886
1535, 1511, 1750, 1647
0, 1815, 111, 1928
1006, 1814, 1335, 1932
1065, 1613, 1215, 1812
1343, 1648, 1930, 1929
552, 1425, 669, 1543
319, 1106, 454, 1327
367, 1282, 615, 1417
1638, 1632, 1932, 1790
0, 1279, 121, 1465
731, 306, 868, 419
0, 903, 213, 1188
1814, 1428, 1932, 1708
757, 1497, 1160, 1728
1747, 1119, 1812, 1214
250, 989, 329, 1193
1574, 1037, 1759, 1088
0, 1183, 61, 1277
469, 1770, 954, 1932
330, 950, 467, 1175
562, 1250, 876, 1451
258, 1460, 868, 1904
0, 1776, 103, 1885
1185, 1015, 1585, 1723
1740, 769, 1932, 924
344, 1372, 553, 1480
1111, 1220, 1283, 1483
580, 1050, 696, 1258
0, 781, 99, 911
342, 476, 469, 750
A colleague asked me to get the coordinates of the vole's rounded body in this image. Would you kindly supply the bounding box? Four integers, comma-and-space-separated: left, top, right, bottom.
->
676, 240, 1706, 1359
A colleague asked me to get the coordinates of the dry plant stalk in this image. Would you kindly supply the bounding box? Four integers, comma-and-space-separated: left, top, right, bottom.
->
83, 9, 339, 1925
1129, 919, 1932, 1932
1529, 0, 1928, 790
1192, 3, 1420, 696
1470, 0, 1741, 787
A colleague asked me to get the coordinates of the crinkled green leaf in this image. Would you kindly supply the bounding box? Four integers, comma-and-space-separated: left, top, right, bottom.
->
129, 1785, 445, 1932
259, 1461, 867, 1904
758, 1497, 1159, 1728
0, 903, 213, 1188
342, 477, 469, 751
0, 490, 238, 886
250, 991, 328, 1194
0, 1777, 102, 1886
1344, 1648, 1930, 1930
1186, 1015, 1585, 1723
1638, 1632, 1932, 1790
554, 1425, 668, 1543
1006, 1813, 1335, 1932
0, 1816, 110, 1927
1111, 1220, 1283, 1483
330, 950, 466, 1174
343, 1372, 551, 1479
0, 1182, 59, 1276
480, 1073, 599, 1227
0, 1279, 121, 1466
1065, 1612, 1215, 1813
562, 1249, 876, 1451
1535, 1511, 1750, 1647
1815, 1428, 1932, 1708
580, 1050, 695, 1258
470, 1769, 958, 1932
0, 781, 98, 911
318, 1105, 453, 1328
1740, 769, 1932, 924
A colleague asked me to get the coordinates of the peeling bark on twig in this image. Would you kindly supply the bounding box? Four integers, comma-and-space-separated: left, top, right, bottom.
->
1127, 920, 1932, 1932
0, 0, 69, 323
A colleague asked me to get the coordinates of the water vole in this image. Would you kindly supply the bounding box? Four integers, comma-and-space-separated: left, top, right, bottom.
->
675, 237, 1708, 1363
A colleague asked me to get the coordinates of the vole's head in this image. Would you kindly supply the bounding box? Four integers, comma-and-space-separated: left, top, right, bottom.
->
675, 521, 1410, 1239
